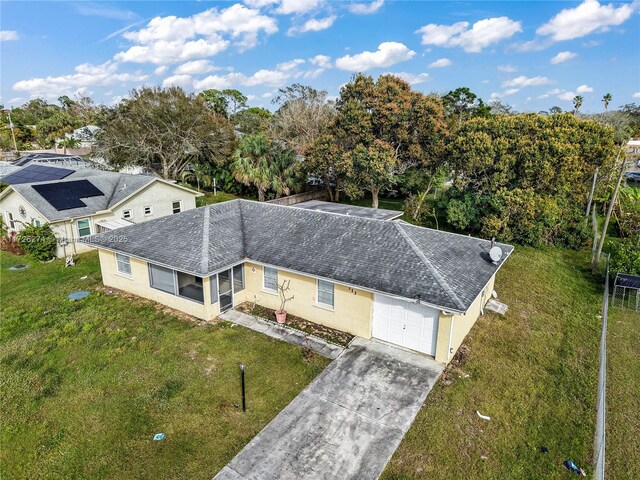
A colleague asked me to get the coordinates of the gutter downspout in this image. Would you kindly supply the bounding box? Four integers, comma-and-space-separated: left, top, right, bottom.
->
447, 316, 454, 361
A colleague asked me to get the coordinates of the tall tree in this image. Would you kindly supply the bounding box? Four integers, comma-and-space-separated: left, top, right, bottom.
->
231, 134, 300, 201
199, 89, 248, 117
231, 107, 272, 135
442, 87, 490, 127
330, 74, 447, 208
97, 86, 235, 179
602, 93, 612, 111
445, 113, 616, 246
271, 83, 336, 153
573, 95, 584, 114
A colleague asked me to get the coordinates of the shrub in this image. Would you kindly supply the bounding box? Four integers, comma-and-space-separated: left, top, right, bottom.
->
608, 236, 640, 276
16, 222, 57, 261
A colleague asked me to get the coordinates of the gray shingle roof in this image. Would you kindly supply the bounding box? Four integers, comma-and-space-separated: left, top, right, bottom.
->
85, 199, 513, 313
8, 168, 155, 222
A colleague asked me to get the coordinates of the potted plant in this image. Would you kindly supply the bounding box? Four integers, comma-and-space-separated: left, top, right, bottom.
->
275, 279, 294, 324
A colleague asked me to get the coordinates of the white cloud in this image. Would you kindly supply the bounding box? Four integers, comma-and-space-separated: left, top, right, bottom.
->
277, 0, 322, 15
288, 15, 336, 35
428, 58, 452, 68
490, 88, 519, 100
382, 72, 430, 85
347, 0, 384, 15
0, 30, 19, 41
74, 3, 136, 21
550, 51, 577, 64
115, 37, 229, 65
502, 75, 552, 87
416, 17, 522, 52
557, 91, 576, 101
537, 0, 638, 42
335, 41, 415, 71
576, 84, 594, 93
497, 64, 517, 73
633, 92, 640, 99
310, 54, 332, 68
262, 91, 273, 98
194, 58, 307, 90
13, 61, 149, 98
582, 39, 602, 47
243, 0, 279, 8
174, 59, 219, 75
117, 4, 278, 65
162, 74, 193, 88
154, 65, 168, 76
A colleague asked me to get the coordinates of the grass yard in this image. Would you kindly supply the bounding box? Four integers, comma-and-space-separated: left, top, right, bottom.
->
382, 247, 639, 479
0, 251, 329, 480
606, 306, 640, 479
196, 191, 241, 207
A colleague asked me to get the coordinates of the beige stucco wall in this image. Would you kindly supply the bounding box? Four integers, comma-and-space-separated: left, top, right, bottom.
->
1, 181, 198, 258
98, 249, 220, 321
434, 275, 496, 363
234, 262, 374, 338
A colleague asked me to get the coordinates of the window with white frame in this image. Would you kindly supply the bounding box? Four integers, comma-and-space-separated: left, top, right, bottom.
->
143, 206, 153, 216
263, 266, 278, 291
172, 201, 182, 214
116, 253, 132, 275
317, 279, 334, 308
77, 218, 91, 237
122, 209, 133, 220
5, 212, 15, 229
149, 263, 176, 294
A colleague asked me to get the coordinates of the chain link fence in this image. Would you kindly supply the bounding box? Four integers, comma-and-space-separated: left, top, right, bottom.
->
593, 255, 609, 480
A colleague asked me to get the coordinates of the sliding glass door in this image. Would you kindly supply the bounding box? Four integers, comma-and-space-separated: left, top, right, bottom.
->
218, 269, 233, 312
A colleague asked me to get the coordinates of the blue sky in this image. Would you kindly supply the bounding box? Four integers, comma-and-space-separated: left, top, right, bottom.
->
1, 0, 639, 113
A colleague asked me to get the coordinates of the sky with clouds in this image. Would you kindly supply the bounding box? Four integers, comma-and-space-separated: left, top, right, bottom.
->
1, 0, 639, 112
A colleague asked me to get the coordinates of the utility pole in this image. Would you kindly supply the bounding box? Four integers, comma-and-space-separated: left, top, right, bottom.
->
593, 142, 628, 268
7, 108, 18, 153
585, 167, 599, 219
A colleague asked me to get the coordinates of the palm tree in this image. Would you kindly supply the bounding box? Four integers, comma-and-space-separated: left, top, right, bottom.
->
182, 162, 212, 192
268, 145, 299, 198
602, 93, 612, 111
572, 95, 583, 114
231, 134, 272, 201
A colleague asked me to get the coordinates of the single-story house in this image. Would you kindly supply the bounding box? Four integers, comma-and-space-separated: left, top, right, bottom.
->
1, 164, 201, 258
85, 200, 512, 363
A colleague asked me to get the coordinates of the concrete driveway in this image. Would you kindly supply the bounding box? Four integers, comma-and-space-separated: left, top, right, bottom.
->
213, 338, 443, 480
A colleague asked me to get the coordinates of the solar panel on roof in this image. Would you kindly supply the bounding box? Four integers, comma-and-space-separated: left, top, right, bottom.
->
1, 164, 75, 184
32, 180, 103, 211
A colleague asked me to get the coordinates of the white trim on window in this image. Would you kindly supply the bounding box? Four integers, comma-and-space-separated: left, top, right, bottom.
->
316, 279, 335, 309
77, 218, 91, 237
115, 253, 132, 277
263, 266, 278, 293
172, 200, 182, 214
143, 205, 153, 216
122, 209, 133, 220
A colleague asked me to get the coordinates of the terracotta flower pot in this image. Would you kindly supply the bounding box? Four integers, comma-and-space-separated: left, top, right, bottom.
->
275, 310, 287, 324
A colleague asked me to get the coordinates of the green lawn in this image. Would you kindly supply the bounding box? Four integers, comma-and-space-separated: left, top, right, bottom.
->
196, 191, 241, 207
0, 251, 329, 480
382, 247, 639, 479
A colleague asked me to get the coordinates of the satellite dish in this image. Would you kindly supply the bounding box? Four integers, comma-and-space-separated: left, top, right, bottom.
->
489, 246, 503, 263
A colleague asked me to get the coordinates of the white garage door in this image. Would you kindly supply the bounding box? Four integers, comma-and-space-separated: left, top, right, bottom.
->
372, 294, 439, 356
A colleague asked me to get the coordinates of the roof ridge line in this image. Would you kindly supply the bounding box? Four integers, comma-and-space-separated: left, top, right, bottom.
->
394, 222, 466, 311
201, 206, 210, 272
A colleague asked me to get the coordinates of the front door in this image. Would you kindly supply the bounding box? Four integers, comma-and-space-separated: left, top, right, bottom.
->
218, 269, 233, 312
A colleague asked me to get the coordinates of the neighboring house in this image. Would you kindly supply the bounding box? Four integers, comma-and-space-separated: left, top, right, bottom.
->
85, 200, 512, 363
66, 125, 101, 148
0, 164, 201, 258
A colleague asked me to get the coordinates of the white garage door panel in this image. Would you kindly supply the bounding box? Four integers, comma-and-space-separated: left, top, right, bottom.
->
372, 294, 439, 356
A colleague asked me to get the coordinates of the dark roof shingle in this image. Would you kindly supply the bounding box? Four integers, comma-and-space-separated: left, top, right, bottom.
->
85, 199, 513, 313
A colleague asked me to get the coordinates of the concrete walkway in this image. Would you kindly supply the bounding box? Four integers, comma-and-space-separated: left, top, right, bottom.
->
220, 309, 345, 359
213, 337, 443, 480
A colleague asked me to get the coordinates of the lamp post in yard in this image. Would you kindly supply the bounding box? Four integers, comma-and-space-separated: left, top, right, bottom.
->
239, 364, 246, 413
